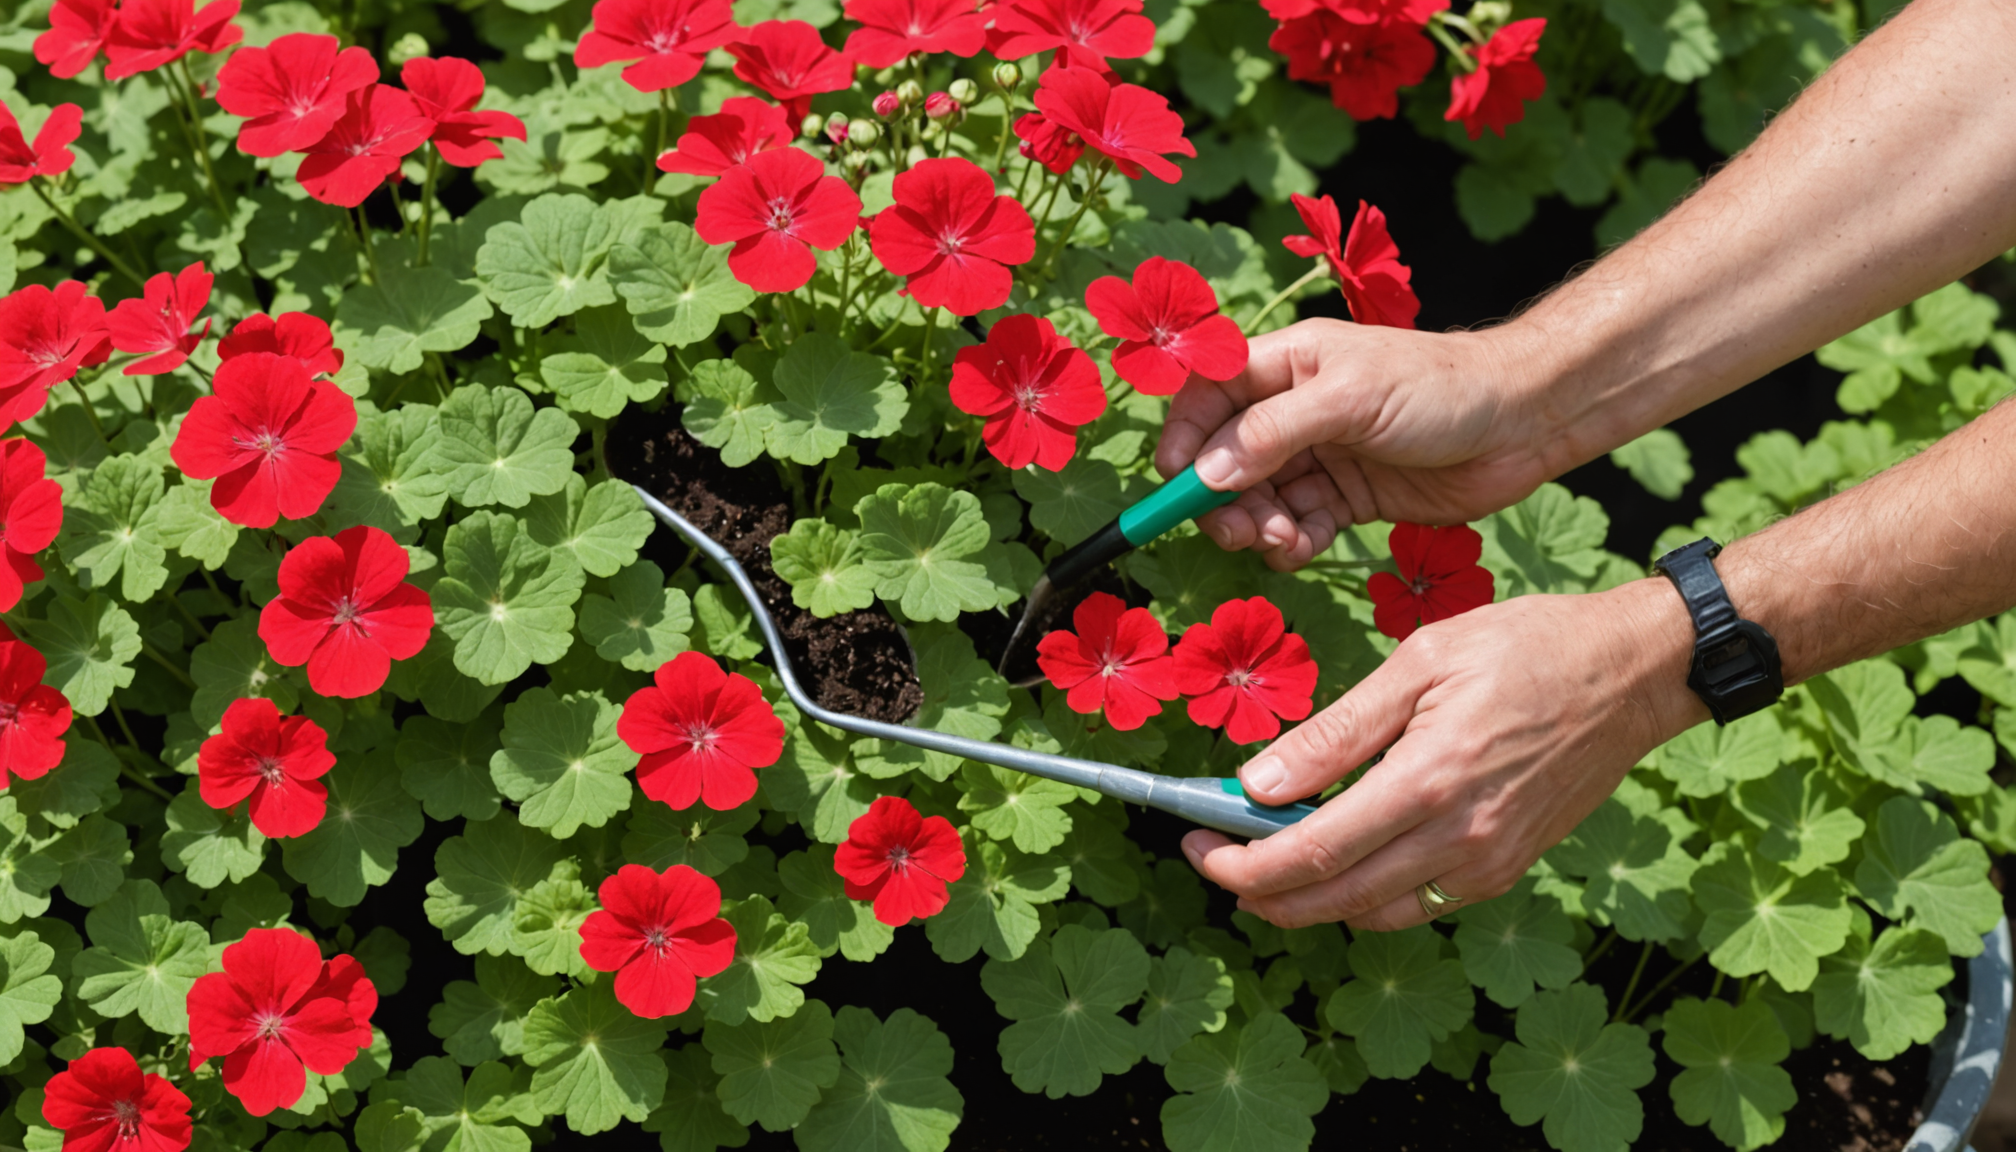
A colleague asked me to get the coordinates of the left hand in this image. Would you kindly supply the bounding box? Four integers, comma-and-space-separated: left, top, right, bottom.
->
1184, 577, 1706, 930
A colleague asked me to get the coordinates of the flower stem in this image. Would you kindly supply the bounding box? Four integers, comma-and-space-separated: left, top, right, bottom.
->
1426, 16, 1480, 71
119, 760, 175, 802
354, 207, 383, 285
1243, 262, 1331, 335
174, 59, 233, 215
1618, 953, 1703, 1024
657, 89, 673, 161
919, 305, 943, 383
993, 93, 1017, 173
1036, 163, 1109, 278
1612, 941, 1654, 1023
66, 376, 109, 444
166, 588, 212, 641
29, 180, 146, 287
416, 145, 441, 267
140, 641, 197, 688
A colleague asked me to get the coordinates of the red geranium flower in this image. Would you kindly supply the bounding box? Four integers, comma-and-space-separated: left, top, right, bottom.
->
41, 1047, 192, 1152
0, 440, 64, 613
695, 146, 860, 294
1270, 9, 1435, 121
575, 0, 741, 94
170, 351, 356, 528
868, 157, 1035, 316
1284, 194, 1419, 330
107, 262, 212, 376
1367, 522, 1494, 639
400, 56, 528, 167
197, 697, 335, 839
34, 0, 118, 80
257, 526, 435, 698
578, 863, 737, 1018
103, 0, 241, 81
1035, 591, 1179, 730
0, 633, 70, 789
1085, 256, 1247, 396
295, 85, 435, 209
1032, 66, 1194, 183
1171, 596, 1317, 745
1012, 113, 1085, 175
1263, 0, 1447, 18
214, 32, 378, 157
988, 0, 1156, 72
1447, 18, 1546, 140
726, 21, 855, 125
834, 796, 966, 925
843, 0, 988, 68
187, 929, 375, 1118
657, 96, 792, 176
0, 102, 83, 187
0, 282, 111, 429
948, 313, 1105, 471
217, 312, 344, 377
618, 650, 787, 812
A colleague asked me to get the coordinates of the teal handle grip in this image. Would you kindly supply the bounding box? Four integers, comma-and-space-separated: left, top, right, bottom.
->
1117, 464, 1239, 547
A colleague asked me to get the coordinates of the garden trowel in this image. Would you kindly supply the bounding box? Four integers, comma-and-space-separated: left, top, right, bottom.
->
995, 463, 1238, 686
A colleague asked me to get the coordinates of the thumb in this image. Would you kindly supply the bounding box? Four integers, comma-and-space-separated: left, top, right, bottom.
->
1239, 653, 1425, 805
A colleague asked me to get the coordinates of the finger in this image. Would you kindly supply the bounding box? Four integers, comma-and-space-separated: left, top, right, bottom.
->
1260, 508, 1335, 572
1236, 829, 1464, 929
1196, 504, 1258, 550
1238, 492, 1301, 550
1341, 889, 1438, 933
1239, 644, 1432, 806
1155, 328, 1308, 480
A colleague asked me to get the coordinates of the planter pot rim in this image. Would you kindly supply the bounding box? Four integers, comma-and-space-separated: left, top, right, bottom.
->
1908, 915, 2012, 1152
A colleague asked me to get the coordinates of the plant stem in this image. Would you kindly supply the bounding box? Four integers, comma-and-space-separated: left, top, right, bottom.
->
1581, 928, 1618, 972
1708, 969, 1726, 1001
657, 89, 673, 160
174, 59, 232, 214
1620, 954, 1703, 1024
993, 93, 1017, 173
1426, 16, 1480, 70
107, 698, 143, 755
1612, 941, 1654, 1022
29, 181, 146, 287
1037, 163, 1108, 279
416, 146, 441, 266
120, 760, 174, 801
1244, 263, 1331, 335
166, 589, 212, 641
427, 352, 455, 399
66, 377, 109, 444
354, 207, 383, 285
198, 565, 233, 607
140, 641, 197, 688
834, 240, 855, 333
919, 305, 943, 383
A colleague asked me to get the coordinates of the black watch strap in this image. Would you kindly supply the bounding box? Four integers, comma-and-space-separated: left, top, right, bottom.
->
1650, 538, 1784, 725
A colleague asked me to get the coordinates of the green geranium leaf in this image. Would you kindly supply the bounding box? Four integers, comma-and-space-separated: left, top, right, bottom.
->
490, 688, 637, 839
72, 879, 208, 1034
160, 788, 266, 889
1901, 714, 1996, 796
431, 385, 580, 510
435, 510, 586, 684
682, 352, 780, 468
1487, 983, 1656, 1152
508, 859, 597, 979
706, 998, 842, 1132
1544, 797, 1697, 942
796, 1006, 963, 1152
541, 304, 669, 418
1453, 877, 1583, 1009
1812, 908, 1952, 1062
337, 403, 453, 527
1608, 427, 1693, 501
1012, 457, 1126, 547
1055, 803, 1141, 907
523, 980, 670, 1135
855, 483, 997, 622
427, 816, 573, 956
0, 929, 60, 1066
524, 474, 656, 580
1662, 997, 1795, 1152
429, 954, 560, 1065
1476, 483, 1612, 597
926, 840, 1070, 964
765, 715, 879, 844
282, 749, 425, 907
982, 925, 1148, 1098
46, 814, 127, 909
645, 1044, 749, 1152
152, 480, 239, 568
1731, 762, 1865, 877
1692, 842, 1851, 991
762, 334, 905, 465
958, 764, 1076, 854
853, 626, 1007, 782
1159, 1012, 1326, 1152
1854, 795, 2003, 957
9, 736, 120, 830
1325, 925, 1474, 1079
336, 265, 494, 374
376, 1056, 540, 1152
579, 559, 693, 671
1650, 711, 1785, 798
700, 895, 822, 1026
476, 193, 619, 328
1117, 859, 1209, 950
1807, 660, 1928, 790
189, 615, 299, 729
0, 797, 60, 922
610, 221, 757, 346
777, 844, 894, 962
59, 454, 169, 601
1138, 946, 1234, 1064
770, 519, 878, 619
396, 711, 505, 822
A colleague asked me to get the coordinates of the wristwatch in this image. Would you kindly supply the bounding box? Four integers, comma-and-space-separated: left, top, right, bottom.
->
1650, 538, 1784, 724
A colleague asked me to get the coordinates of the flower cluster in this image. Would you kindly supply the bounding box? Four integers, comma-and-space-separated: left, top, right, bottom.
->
1367, 521, 1496, 638
36, 0, 241, 82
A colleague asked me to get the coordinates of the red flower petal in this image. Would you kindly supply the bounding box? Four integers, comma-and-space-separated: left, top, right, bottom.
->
657, 96, 792, 176
695, 146, 861, 294
216, 32, 379, 157
842, 0, 988, 67
575, 0, 741, 94
1170, 596, 1318, 744
1034, 67, 1194, 183
34, 0, 118, 80
1446, 18, 1547, 140
948, 314, 1104, 470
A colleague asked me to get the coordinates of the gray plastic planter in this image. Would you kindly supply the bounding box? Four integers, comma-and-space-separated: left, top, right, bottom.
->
1907, 916, 2012, 1152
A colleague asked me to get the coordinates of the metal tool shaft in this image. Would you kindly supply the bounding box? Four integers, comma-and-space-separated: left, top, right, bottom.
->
633, 486, 1316, 839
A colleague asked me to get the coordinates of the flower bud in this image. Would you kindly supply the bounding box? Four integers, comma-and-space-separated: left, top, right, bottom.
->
387, 32, 431, 67
824, 111, 851, 145
896, 79, 925, 106
924, 92, 960, 120
1465, 1, 1512, 28
873, 90, 903, 118
947, 78, 979, 105
800, 114, 825, 140
849, 119, 882, 147
993, 61, 1022, 90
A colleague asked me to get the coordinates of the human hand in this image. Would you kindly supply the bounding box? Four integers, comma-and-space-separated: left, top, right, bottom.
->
1153, 318, 1560, 571
1182, 577, 1705, 930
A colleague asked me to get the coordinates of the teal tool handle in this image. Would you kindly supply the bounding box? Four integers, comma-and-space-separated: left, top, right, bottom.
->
1044, 464, 1239, 589
1155, 777, 1320, 837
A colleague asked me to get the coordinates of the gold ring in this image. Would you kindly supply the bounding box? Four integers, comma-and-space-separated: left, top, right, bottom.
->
1416, 880, 1463, 918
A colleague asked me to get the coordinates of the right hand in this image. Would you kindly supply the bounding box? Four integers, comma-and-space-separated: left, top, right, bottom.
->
1155, 318, 1558, 570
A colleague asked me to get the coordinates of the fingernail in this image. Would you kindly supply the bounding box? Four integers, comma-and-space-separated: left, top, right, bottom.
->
1243, 755, 1287, 796
1196, 450, 1234, 487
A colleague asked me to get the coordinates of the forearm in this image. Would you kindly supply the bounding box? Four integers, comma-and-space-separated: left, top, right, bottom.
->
1497, 0, 2016, 475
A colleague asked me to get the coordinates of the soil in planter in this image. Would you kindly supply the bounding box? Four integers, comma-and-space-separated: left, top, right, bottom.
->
604, 404, 923, 724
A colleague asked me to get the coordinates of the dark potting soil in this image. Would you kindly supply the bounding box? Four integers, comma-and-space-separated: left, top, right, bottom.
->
603, 403, 924, 724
